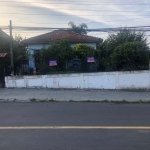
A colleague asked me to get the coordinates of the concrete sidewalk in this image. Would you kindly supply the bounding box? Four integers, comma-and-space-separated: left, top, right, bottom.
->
0, 88, 150, 102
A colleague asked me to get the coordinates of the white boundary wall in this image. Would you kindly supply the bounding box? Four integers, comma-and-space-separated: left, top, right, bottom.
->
5, 70, 150, 90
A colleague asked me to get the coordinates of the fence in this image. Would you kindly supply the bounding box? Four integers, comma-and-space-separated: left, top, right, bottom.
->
5, 70, 150, 90
0, 57, 5, 88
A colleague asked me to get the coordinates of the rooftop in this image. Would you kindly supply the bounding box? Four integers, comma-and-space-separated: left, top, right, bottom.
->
0, 29, 9, 39
22, 30, 102, 44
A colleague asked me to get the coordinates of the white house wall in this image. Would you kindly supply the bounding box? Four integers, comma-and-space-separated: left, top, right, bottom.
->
5, 70, 150, 90
28, 44, 50, 70
28, 43, 96, 50
28, 44, 50, 50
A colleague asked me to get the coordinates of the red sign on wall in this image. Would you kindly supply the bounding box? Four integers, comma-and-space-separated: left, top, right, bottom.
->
87, 57, 95, 63
49, 60, 57, 66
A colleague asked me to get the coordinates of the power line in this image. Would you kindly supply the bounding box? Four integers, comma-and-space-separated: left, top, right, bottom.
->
3, 26, 150, 38
2, 25, 150, 28
2, 25, 150, 32
0, 1, 149, 5
2, 16, 150, 31
1, 13, 150, 16
14, 21, 70, 24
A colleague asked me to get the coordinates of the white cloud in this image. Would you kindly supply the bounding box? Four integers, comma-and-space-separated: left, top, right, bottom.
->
0, 0, 150, 40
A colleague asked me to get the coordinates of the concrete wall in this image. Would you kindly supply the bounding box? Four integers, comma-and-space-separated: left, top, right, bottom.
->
5, 70, 150, 90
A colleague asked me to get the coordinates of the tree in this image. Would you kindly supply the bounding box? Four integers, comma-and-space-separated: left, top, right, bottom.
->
112, 41, 149, 71
0, 34, 28, 75
68, 21, 88, 34
106, 28, 148, 52
73, 44, 95, 59
73, 44, 97, 72
98, 28, 150, 71
13, 35, 28, 64
97, 40, 111, 71
39, 39, 73, 74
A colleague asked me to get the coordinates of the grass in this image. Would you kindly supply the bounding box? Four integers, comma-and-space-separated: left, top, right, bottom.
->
48, 99, 55, 102
24, 98, 150, 104
13, 98, 17, 102
30, 98, 37, 102
68, 100, 75, 102
82, 100, 100, 102
100, 100, 109, 103
30, 98, 55, 102
40, 99, 55, 102
112, 100, 130, 104
107, 100, 150, 104
68, 99, 150, 104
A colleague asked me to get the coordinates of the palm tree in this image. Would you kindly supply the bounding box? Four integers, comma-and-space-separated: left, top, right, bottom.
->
68, 21, 88, 35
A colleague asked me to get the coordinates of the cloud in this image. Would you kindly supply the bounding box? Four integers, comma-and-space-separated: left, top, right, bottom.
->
0, 0, 150, 40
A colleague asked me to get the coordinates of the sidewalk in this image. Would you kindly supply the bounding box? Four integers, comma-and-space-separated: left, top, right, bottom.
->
0, 88, 150, 102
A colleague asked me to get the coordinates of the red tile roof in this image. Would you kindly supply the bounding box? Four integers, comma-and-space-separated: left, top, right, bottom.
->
0, 53, 7, 58
22, 30, 102, 44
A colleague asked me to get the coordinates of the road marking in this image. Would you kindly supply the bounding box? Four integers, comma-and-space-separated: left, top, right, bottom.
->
0, 126, 150, 130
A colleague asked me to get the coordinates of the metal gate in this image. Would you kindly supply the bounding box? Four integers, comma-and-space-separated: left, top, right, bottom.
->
0, 53, 7, 88
0, 59, 4, 88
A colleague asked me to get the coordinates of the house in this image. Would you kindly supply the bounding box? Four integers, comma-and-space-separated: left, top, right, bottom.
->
0, 29, 10, 50
22, 30, 102, 70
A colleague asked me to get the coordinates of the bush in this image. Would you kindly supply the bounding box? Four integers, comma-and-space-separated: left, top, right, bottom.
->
111, 41, 149, 71
39, 39, 73, 74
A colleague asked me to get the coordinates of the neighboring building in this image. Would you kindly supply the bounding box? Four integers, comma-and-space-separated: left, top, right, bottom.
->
0, 29, 9, 39
0, 29, 9, 47
22, 30, 102, 70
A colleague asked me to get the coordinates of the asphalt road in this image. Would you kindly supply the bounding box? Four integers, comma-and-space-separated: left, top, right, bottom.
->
0, 102, 150, 150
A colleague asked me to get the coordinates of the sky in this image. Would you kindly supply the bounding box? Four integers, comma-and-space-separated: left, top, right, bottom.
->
0, 0, 150, 41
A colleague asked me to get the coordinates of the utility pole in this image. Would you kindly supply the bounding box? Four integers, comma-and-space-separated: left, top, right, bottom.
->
10, 20, 14, 75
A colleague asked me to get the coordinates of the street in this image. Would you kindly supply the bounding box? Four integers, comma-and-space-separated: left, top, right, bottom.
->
0, 102, 150, 150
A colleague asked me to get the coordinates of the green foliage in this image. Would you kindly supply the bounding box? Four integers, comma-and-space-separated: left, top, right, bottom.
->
0, 35, 28, 63
97, 41, 112, 71
97, 28, 150, 71
39, 43, 99, 74
30, 98, 37, 102
0, 34, 28, 75
13, 35, 28, 64
39, 39, 73, 74
73, 44, 97, 72
68, 21, 88, 34
73, 44, 95, 59
111, 41, 149, 71
106, 28, 148, 52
